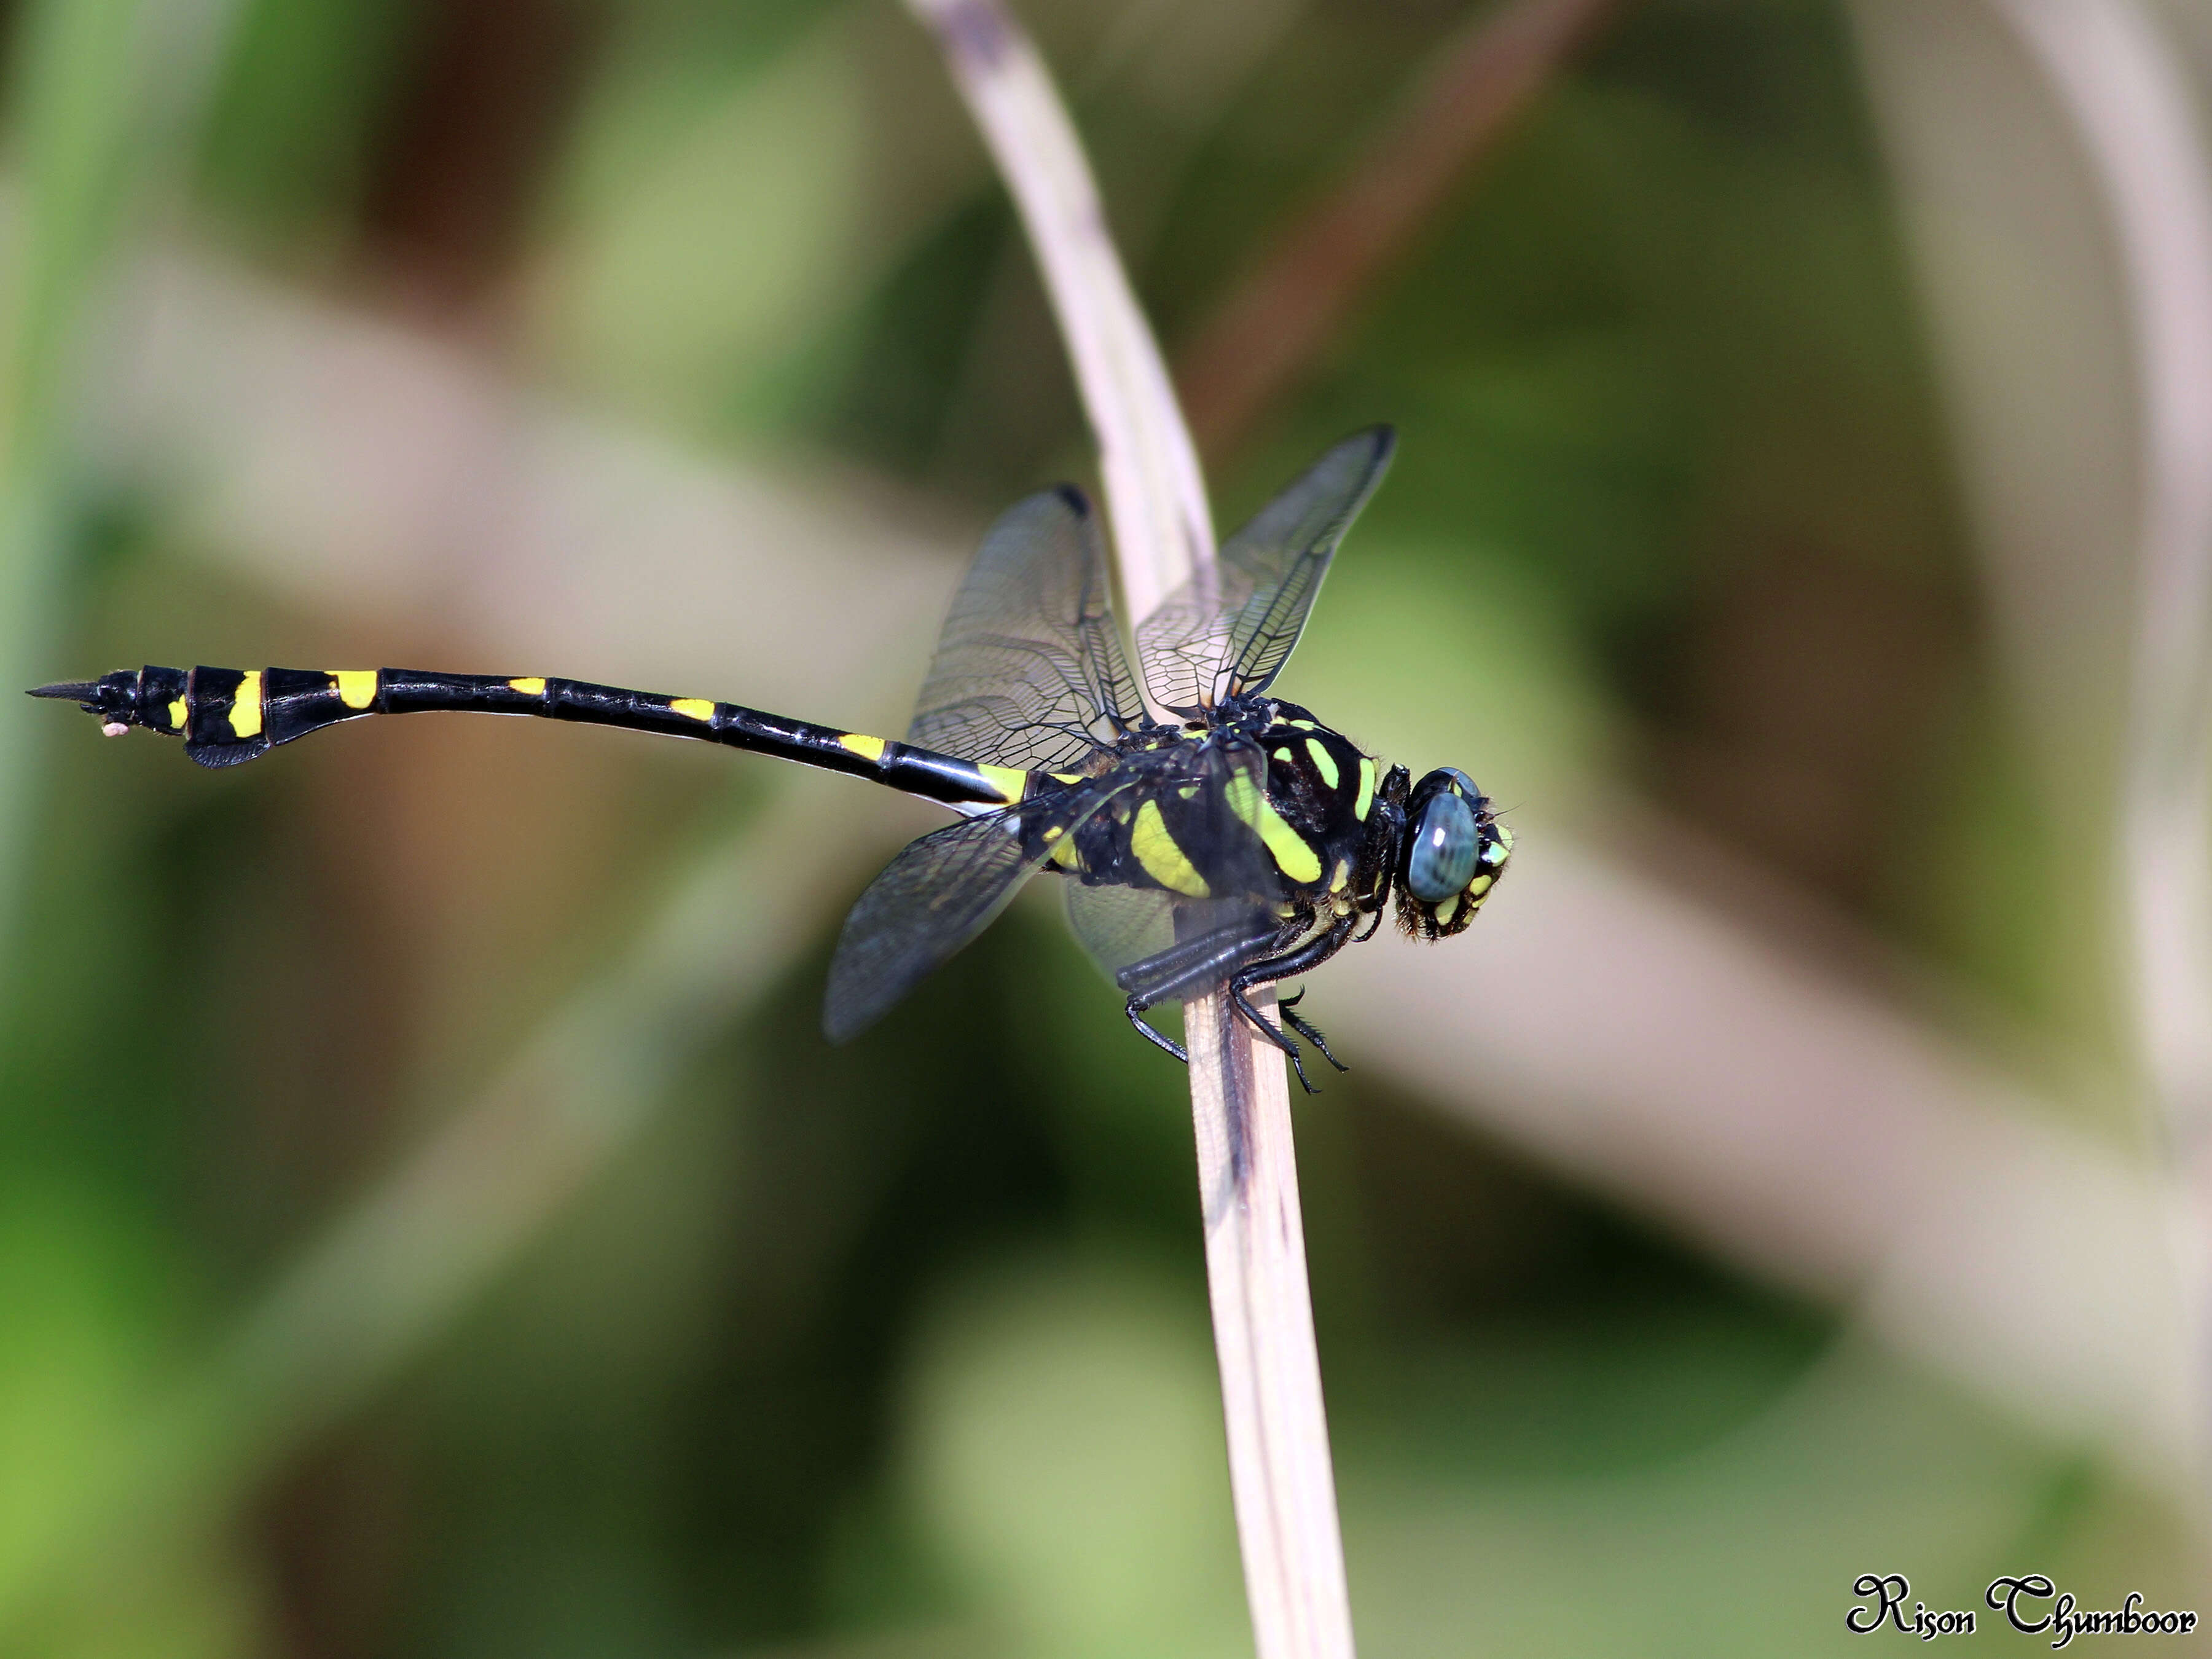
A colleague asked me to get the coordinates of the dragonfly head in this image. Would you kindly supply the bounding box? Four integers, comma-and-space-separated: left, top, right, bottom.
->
1396, 767, 1510, 939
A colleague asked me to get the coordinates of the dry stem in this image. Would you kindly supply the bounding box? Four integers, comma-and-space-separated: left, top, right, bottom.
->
901, 1, 1355, 1652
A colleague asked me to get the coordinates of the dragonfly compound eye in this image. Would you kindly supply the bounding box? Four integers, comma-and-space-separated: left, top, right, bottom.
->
1406, 788, 1480, 903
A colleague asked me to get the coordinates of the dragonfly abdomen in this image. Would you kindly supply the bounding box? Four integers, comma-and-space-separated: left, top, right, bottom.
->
31, 665, 1038, 809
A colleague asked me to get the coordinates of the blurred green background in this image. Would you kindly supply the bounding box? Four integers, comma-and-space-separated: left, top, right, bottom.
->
0, 0, 2205, 1653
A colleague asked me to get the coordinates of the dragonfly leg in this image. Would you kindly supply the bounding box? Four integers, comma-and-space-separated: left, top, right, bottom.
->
1227, 979, 1314, 1091
1116, 917, 1286, 1008
1226, 914, 1360, 1092
1118, 914, 1301, 1074
1120, 911, 1355, 1087
1124, 999, 1189, 1064
1276, 992, 1349, 1073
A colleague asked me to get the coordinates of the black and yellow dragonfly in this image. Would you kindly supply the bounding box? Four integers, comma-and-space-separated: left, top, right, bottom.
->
34, 427, 1508, 1088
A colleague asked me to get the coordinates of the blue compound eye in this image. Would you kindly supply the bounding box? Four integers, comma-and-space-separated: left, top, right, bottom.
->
1407, 789, 1480, 903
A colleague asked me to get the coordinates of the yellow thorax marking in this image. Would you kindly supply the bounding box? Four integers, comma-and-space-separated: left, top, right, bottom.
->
331, 670, 377, 710
1467, 873, 1493, 898
978, 764, 1029, 804
1435, 893, 1461, 927
1272, 747, 1293, 764
1131, 799, 1210, 896
167, 696, 188, 734
1354, 757, 1376, 820
1048, 832, 1086, 873
1225, 770, 1322, 884
840, 734, 887, 763
670, 698, 715, 723
229, 671, 264, 739
1329, 858, 1352, 893
509, 677, 546, 697
1305, 738, 1339, 789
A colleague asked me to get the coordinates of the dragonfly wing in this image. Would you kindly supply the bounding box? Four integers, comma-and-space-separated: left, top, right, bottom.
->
823, 780, 1126, 1042
1218, 425, 1395, 698
1062, 882, 1179, 982
906, 486, 1143, 771
1062, 884, 1277, 985
1135, 426, 1394, 709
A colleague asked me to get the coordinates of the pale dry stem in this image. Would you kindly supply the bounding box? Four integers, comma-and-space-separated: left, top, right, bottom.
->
900, 1, 1357, 1652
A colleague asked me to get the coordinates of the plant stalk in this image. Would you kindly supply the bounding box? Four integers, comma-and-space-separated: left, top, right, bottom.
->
901, 1, 1358, 1651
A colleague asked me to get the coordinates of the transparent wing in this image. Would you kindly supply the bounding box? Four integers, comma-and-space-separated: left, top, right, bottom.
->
906, 485, 1143, 771
1062, 883, 1179, 983
1062, 885, 1274, 985
1135, 426, 1395, 710
823, 780, 1128, 1042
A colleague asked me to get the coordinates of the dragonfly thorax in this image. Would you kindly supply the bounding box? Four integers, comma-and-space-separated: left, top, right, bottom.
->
1040, 696, 1387, 917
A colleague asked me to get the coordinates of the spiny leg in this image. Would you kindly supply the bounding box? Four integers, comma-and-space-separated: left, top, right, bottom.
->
1124, 998, 1188, 1064
1116, 912, 1306, 1073
1226, 914, 1360, 1092
1276, 991, 1348, 1073
1226, 979, 1315, 1091
1114, 916, 1285, 1005
1355, 858, 1395, 943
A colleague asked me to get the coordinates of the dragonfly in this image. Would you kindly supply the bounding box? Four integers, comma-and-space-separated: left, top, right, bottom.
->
33, 426, 1509, 1089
